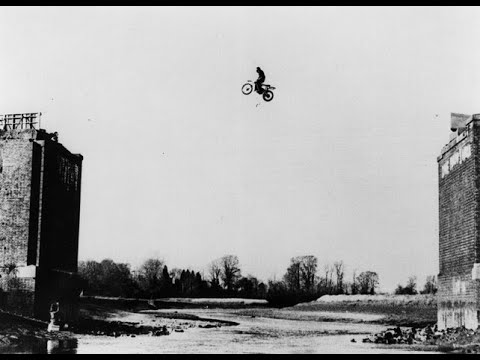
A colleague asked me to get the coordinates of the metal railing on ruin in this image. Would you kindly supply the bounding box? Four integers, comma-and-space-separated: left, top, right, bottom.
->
0, 112, 41, 130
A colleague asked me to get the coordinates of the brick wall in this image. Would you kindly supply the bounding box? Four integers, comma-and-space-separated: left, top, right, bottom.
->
438, 119, 480, 329
0, 273, 36, 317
0, 136, 34, 268
0, 129, 82, 323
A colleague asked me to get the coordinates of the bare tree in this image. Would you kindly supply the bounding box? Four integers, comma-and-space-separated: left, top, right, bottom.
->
406, 276, 417, 294
283, 257, 302, 292
421, 275, 438, 294
207, 258, 222, 287
283, 255, 318, 295
220, 255, 241, 292
333, 260, 345, 294
323, 264, 334, 294
395, 275, 418, 295
356, 271, 379, 295
299, 255, 317, 293
351, 269, 358, 295
140, 258, 164, 281
139, 258, 165, 297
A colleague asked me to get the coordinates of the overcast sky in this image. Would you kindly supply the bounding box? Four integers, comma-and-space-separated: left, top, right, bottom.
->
1, 6, 480, 291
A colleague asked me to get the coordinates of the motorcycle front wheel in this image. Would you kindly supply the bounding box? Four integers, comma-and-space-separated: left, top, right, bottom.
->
263, 90, 274, 102
242, 83, 253, 95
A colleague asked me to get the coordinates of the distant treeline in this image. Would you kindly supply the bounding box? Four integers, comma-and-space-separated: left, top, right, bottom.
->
78, 255, 267, 300
394, 275, 437, 295
266, 257, 380, 306
78, 255, 437, 306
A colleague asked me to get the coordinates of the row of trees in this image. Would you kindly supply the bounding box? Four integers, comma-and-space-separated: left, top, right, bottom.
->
78, 255, 267, 299
78, 255, 438, 306
266, 256, 380, 306
206, 255, 267, 298
394, 275, 438, 295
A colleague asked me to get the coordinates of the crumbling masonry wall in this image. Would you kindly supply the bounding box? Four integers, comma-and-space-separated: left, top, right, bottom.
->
0, 134, 36, 267
438, 116, 480, 330
0, 131, 38, 317
0, 129, 82, 322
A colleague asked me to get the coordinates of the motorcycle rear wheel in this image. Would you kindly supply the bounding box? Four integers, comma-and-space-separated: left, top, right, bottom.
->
263, 90, 274, 102
242, 83, 253, 95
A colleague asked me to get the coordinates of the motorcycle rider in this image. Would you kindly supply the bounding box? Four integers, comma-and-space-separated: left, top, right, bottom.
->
255, 67, 266, 94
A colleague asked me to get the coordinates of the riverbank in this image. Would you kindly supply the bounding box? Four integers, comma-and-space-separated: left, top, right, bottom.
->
5, 294, 479, 354
80, 295, 268, 310
293, 294, 438, 328
0, 294, 437, 352
78, 294, 438, 328
0, 299, 239, 353
0, 311, 75, 352
223, 294, 436, 328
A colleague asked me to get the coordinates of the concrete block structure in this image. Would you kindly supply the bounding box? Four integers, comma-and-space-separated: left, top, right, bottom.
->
437, 113, 480, 330
0, 113, 82, 323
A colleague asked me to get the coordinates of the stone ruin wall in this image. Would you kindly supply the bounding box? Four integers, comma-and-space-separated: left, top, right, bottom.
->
438, 118, 480, 330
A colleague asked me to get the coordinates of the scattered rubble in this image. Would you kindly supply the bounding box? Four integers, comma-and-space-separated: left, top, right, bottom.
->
357, 324, 480, 353
71, 319, 177, 337
199, 324, 219, 329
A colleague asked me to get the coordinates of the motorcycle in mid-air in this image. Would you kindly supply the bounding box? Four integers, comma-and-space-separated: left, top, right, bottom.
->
241, 80, 275, 102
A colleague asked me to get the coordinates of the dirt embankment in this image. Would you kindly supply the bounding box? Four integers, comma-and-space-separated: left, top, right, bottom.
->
292, 294, 437, 328
314, 294, 436, 306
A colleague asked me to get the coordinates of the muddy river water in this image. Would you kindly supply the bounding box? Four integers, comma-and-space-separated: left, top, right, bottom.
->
8, 309, 443, 354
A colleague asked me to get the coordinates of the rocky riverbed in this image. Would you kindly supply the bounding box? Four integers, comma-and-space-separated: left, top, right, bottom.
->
359, 324, 480, 353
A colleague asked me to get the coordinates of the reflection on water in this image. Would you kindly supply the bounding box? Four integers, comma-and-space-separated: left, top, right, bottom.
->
47, 339, 78, 354
0, 339, 78, 354
0, 341, 46, 354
